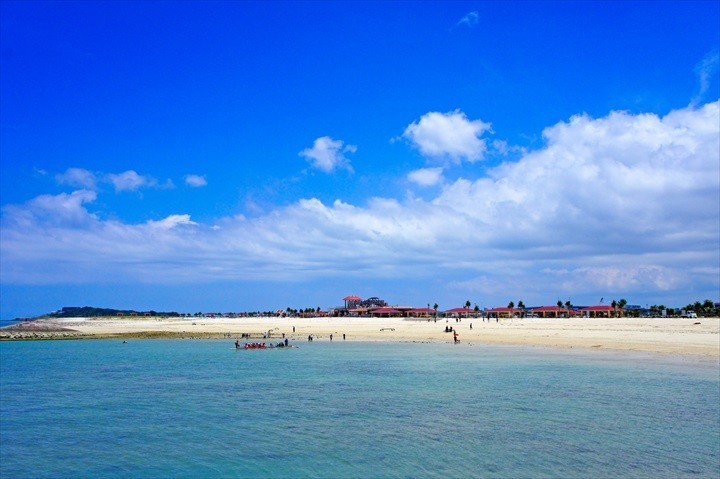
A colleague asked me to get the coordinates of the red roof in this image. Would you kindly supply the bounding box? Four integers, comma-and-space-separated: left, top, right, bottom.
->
531, 306, 569, 312
486, 307, 520, 313
445, 307, 475, 313
407, 307, 434, 313
581, 305, 619, 311
371, 307, 401, 314
343, 295, 362, 301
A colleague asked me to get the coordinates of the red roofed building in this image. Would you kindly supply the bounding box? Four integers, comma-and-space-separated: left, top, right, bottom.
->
407, 307, 434, 318
530, 306, 571, 318
343, 295, 362, 309
581, 305, 623, 318
486, 307, 522, 318
445, 307, 476, 318
370, 307, 402, 317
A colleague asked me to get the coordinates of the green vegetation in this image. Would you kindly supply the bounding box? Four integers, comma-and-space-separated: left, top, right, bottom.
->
26, 298, 720, 322
44, 306, 181, 318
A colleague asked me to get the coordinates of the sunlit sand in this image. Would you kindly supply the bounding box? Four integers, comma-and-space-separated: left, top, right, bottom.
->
2, 315, 718, 358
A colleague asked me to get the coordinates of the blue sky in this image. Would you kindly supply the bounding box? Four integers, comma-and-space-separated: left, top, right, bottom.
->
1, 1, 719, 318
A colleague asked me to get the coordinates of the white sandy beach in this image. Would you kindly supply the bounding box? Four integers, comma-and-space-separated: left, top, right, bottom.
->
2, 315, 719, 358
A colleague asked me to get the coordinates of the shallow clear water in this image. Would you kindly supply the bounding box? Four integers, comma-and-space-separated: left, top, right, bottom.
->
1, 340, 718, 478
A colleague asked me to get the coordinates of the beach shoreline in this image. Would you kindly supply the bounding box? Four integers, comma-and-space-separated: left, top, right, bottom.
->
1, 316, 718, 358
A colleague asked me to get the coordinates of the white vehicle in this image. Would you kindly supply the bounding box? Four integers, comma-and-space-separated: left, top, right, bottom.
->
682, 311, 698, 319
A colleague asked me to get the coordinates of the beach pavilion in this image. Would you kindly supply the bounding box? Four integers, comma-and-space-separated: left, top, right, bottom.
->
485, 307, 522, 319
581, 305, 623, 318
343, 295, 362, 310
445, 307, 476, 318
406, 307, 435, 318
369, 307, 403, 317
530, 306, 572, 318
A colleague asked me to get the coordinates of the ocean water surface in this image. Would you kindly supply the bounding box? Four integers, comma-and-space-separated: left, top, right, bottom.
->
1, 339, 718, 478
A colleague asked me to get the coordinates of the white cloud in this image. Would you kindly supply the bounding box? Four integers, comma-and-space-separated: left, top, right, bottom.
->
2, 189, 98, 228
146, 214, 197, 230
299, 136, 356, 173
402, 110, 491, 164
56, 168, 97, 190
408, 167, 444, 186
185, 174, 207, 187
691, 50, 719, 107
54, 168, 174, 192
491, 139, 526, 157
105, 170, 156, 192
457, 11, 479, 27
2, 102, 718, 304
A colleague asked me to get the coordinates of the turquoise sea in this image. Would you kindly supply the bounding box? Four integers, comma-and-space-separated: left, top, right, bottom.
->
1, 339, 718, 478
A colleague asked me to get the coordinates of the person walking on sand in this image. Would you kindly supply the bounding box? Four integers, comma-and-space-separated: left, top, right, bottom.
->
453, 331, 459, 344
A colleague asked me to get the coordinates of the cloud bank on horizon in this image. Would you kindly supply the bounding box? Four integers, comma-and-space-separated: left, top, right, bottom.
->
1, 1, 718, 316
2, 101, 718, 307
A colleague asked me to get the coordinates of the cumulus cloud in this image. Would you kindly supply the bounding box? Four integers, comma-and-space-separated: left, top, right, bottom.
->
456, 11, 479, 27
3, 189, 98, 228
402, 110, 491, 164
185, 174, 207, 187
2, 102, 718, 304
56, 168, 98, 190
105, 170, 156, 192
300, 136, 356, 173
407, 167, 444, 186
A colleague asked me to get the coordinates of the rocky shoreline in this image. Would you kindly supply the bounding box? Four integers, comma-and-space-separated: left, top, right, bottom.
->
0, 321, 272, 341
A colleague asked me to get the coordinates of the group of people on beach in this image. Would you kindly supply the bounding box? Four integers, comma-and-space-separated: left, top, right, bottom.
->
443, 324, 461, 343
235, 338, 290, 349
307, 333, 346, 341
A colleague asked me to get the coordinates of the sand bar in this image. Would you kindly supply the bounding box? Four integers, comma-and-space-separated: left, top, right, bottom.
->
2, 316, 718, 358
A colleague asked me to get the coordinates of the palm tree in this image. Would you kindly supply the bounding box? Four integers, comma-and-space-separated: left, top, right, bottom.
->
617, 299, 627, 317
508, 301, 515, 309
433, 303, 439, 319
702, 299, 716, 316
557, 300, 563, 308
611, 300, 618, 318
465, 300, 471, 309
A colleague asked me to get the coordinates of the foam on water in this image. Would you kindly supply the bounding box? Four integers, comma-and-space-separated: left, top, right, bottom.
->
1, 340, 718, 478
